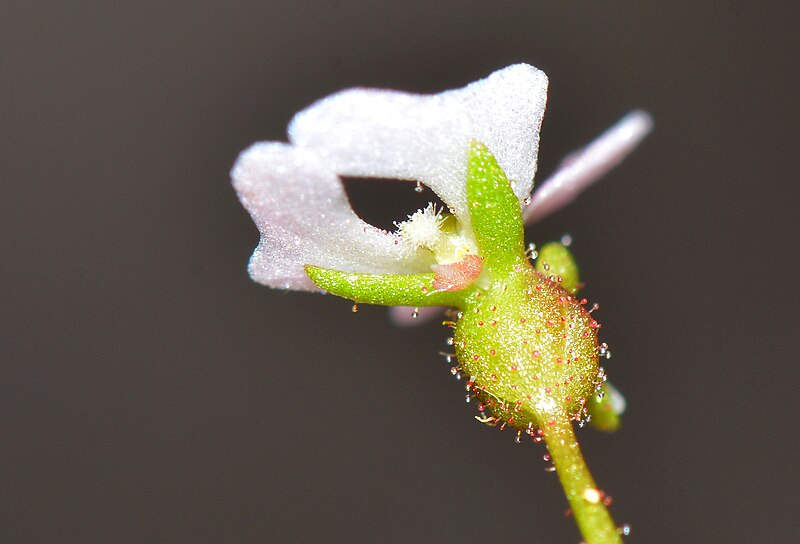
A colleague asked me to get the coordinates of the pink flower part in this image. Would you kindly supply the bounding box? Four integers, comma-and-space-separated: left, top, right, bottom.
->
431, 254, 484, 292
524, 110, 653, 224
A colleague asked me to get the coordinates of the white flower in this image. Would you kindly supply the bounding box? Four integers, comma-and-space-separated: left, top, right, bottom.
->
231, 64, 652, 295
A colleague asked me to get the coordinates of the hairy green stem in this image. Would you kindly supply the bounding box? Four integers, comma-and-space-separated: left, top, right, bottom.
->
543, 418, 622, 544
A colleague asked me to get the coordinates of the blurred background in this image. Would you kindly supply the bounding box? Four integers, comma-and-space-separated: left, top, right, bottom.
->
2, 2, 798, 542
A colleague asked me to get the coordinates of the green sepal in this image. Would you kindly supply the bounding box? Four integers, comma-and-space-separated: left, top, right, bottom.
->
587, 383, 623, 432
466, 141, 526, 277
305, 265, 472, 308
535, 242, 580, 294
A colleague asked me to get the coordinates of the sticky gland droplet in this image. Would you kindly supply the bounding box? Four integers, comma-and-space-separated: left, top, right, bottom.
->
583, 488, 602, 504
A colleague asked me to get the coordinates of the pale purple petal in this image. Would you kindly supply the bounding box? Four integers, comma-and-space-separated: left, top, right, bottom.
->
524, 110, 653, 224
288, 64, 548, 226
232, 143, 426, 291
389, 305, 445, 326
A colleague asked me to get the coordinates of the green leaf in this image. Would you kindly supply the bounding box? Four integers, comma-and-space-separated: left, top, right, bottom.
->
466, 141, 526, 277
305, 265, 472, 308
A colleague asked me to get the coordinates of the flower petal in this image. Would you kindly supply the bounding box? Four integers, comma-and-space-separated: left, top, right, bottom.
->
288, 64, 548, 225
232, 143, 425, 290
524, 110, 653, 223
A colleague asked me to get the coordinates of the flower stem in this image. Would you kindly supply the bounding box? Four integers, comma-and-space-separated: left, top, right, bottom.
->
542, 417, 622, 544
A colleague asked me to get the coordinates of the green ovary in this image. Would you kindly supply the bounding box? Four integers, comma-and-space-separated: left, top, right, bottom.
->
454, 261, 600, 431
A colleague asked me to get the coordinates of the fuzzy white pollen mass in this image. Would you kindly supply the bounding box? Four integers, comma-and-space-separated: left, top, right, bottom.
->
396, 203, 445, 252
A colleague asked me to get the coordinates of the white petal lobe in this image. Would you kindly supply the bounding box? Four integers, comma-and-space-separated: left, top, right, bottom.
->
232, 143, 423, 290
289, 64, 548, 224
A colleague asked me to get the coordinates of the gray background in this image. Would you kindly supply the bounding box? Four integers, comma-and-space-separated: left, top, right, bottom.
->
3, 2, 798, 543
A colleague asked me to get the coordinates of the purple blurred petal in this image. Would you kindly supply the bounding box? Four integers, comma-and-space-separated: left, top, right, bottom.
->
524, 110, 653, 224
389, 305, 445, 326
